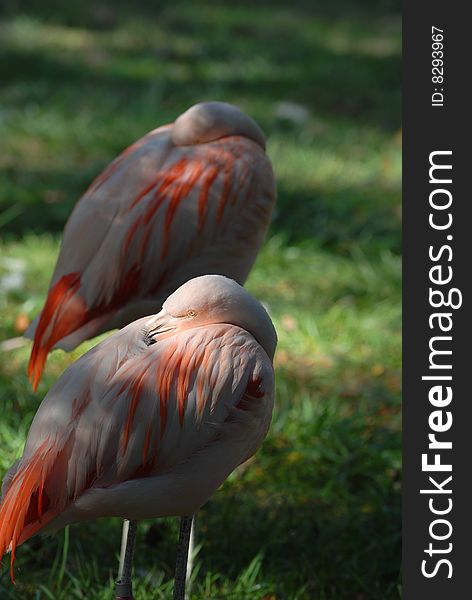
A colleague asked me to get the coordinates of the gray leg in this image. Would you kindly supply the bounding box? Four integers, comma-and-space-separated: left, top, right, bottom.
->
173, 515, 194, 600
115, 519, 138, 600
185, 516, 196, 598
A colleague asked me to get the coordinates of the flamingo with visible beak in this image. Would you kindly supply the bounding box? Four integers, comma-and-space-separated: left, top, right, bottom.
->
3, 275, 277, 598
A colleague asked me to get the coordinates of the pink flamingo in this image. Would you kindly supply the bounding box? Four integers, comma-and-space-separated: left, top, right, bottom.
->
25, 101, 276, 391
1, 275, 277, 598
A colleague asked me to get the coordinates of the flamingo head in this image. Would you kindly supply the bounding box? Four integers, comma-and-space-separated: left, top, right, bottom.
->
144, 275, 277, 359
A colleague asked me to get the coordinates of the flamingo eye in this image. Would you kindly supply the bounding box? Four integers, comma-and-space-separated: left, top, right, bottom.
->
187, 310, 196, 317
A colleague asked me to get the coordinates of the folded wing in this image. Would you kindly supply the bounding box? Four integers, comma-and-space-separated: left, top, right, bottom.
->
27, 127, 274, 389
1, 321, 274, 579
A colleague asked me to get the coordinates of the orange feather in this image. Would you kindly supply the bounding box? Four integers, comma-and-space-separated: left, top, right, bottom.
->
28, 273, 84, 390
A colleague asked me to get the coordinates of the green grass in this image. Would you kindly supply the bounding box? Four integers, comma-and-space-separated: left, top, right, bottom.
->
0, 1, 401, 598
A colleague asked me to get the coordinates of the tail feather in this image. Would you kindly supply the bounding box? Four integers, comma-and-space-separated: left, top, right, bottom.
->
0, 440, 58, 582
28, 273, 86, 390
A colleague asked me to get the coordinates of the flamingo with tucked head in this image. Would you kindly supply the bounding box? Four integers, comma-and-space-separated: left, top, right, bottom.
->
26, 101, 276, 391
2, 275, 277, 598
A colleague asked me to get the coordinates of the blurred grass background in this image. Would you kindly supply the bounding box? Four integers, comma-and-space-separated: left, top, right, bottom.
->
0, 0, 401, 598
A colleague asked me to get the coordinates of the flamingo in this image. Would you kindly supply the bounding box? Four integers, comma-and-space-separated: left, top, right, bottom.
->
1, 275, 277, 598
25, 101, 276, 391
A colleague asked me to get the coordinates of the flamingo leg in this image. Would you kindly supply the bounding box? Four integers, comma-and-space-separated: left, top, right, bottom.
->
186, 516, 196, 597
115, 519, 138, 600
173, 515, 194, 600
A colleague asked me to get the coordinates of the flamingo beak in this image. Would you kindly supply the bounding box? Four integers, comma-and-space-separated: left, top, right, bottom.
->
145, 309, 176, 342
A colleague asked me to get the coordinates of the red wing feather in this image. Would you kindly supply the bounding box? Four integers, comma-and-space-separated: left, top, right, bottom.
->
0, 440, 57, 582
28, 273, 85, 390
